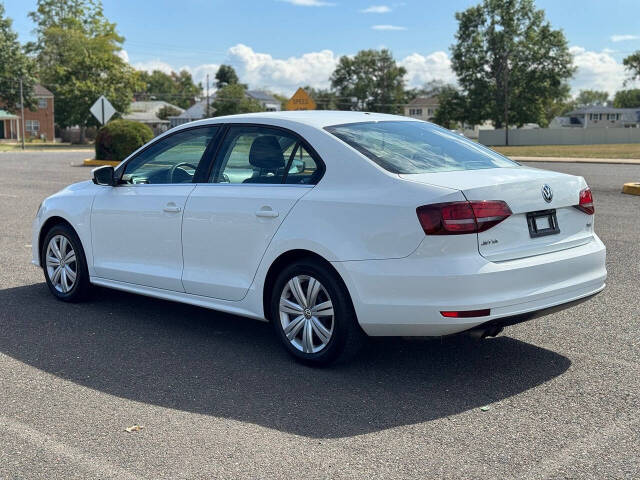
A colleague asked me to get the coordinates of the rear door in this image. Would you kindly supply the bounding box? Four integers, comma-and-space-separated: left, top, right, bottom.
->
181, 125, 322, 300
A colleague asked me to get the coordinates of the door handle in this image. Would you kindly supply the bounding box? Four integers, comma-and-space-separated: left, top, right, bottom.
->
163, 203, 182, 213
255, 207, 279, 218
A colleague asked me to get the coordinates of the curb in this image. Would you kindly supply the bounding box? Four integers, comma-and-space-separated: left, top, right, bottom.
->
622, 183, 640, 196
83, 158, 120, 167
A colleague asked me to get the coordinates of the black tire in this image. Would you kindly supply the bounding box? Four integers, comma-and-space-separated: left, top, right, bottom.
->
41, 223, 91, 302
270, 258, 365, 366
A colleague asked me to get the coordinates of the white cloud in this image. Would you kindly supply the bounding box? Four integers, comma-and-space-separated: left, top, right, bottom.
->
400, 51, 456, 87
279, 0, 335, 6
372, 24, 406, 31
228, 44, 339, 94
361, 5, 391, 13
132, 59, 174, 74
570, 46, 639, 95
116, 49, 129, 63
610, 34, 639, 42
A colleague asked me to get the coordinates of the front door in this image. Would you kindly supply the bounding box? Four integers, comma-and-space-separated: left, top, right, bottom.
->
182, 125, 322, 300
91, 126, 220, 291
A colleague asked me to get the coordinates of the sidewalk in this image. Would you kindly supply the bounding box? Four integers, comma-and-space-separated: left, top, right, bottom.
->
512, 156, 640, 165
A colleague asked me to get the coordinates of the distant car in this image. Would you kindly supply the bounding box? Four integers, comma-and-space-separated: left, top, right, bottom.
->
32, 111, 606, 365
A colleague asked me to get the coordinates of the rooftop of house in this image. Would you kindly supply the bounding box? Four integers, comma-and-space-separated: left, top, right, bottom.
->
124, 100, 184, 123
407, 96, 439, 108
34, 84, 54, 97
565, 106, 640, 115
246, 90, 279, 103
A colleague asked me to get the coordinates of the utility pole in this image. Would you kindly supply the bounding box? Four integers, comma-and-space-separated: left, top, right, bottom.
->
19, 77, 26, 150
206, 74, 210, 118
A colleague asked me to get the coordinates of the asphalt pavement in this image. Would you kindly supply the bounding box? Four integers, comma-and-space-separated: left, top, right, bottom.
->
0, 151, 638, 479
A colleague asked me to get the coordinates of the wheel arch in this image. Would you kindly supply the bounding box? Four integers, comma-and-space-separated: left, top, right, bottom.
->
38, 216, 77, 267
262, 249, 354, 323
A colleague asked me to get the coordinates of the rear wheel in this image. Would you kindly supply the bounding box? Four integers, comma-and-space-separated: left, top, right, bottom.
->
270, 259, 364, 366
41, 224, 91, 302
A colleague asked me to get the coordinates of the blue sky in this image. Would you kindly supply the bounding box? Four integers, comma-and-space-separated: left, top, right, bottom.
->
4, 0, 640, 95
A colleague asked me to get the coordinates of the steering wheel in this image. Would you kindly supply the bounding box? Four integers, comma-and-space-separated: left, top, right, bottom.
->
168, 162, 199, 183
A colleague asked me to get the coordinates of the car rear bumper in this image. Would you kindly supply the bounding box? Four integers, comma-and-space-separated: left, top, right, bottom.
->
333, 234, 606, 336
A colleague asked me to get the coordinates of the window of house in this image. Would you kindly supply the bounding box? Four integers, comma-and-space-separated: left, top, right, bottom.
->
409, 108, 423, 116
427, 108, 435, 116
25, 120, 40, 134
38, 98, 48, 109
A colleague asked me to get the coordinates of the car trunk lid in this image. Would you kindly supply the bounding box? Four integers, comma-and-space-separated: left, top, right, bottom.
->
401, 167, 595, 261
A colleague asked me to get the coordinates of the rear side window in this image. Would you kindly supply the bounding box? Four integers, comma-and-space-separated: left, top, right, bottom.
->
325, 121, 517, 174
210, 125, 321, 185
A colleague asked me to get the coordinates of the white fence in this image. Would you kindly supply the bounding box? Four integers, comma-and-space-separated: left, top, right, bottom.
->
479, 128, 640, 146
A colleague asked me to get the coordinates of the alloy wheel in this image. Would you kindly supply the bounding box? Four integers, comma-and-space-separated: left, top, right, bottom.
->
279, 275, 334, 354
45, 234, 77, 293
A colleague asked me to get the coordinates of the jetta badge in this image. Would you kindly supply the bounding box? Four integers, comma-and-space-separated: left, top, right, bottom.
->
541, 184, 553, 203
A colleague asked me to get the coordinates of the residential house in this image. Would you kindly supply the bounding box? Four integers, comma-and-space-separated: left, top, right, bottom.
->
404, 96, 439, 122
551, 106, 640, 129
0, 84, 55, 141
169, 99, 212, 128
246, 90, 281, 112
123, 100, 184, 135
168, 90, 281, 129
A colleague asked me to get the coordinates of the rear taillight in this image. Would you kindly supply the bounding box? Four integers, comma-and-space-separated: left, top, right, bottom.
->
574, 187, 594, 215
416, 201, 512, 235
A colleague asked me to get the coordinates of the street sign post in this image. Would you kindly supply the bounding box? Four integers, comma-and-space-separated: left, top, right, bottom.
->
90, 95, 116, 125
285, 88, 316, 111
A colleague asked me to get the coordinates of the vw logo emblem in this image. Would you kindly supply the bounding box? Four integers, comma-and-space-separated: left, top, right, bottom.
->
541, 184, 553, 203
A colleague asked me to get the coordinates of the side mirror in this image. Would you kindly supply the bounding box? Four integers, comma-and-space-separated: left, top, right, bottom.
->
92, 165, 116, 186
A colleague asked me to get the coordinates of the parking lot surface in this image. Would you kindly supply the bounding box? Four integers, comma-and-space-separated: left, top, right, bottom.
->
0, 151, 638, 479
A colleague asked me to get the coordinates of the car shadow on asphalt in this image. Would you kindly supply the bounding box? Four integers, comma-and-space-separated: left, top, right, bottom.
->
0, 283, 571, 439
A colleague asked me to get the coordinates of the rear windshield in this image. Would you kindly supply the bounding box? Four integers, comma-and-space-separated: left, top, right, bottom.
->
325, 121, 517, 174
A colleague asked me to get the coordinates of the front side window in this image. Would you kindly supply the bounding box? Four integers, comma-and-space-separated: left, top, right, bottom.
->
326, 121, 517, 174
38, 98, 48, 109
122, 126, 219, 184
210, 126, 320, 184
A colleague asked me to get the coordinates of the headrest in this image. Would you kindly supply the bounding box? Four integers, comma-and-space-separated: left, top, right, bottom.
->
249, 135, 285, 170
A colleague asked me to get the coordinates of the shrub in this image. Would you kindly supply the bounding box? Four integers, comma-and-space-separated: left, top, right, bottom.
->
95, 120, 153, 161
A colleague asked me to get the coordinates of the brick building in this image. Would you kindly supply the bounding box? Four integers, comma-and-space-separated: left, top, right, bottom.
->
0, 84, 55, 141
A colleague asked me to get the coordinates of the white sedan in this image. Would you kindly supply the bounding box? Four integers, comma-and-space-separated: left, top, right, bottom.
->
32, 111, 606, 365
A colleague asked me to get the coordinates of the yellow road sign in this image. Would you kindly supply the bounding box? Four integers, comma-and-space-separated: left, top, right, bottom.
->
286, 88, 316, 111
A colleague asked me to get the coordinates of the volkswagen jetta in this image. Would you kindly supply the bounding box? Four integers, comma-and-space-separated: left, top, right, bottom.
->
32, 111, 607, 365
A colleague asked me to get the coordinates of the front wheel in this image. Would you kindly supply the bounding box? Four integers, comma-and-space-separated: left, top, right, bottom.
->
270, 259, 364, 366
41, 224, 91, 302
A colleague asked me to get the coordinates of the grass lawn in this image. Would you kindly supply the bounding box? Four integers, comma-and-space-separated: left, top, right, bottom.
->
492, 143, 640, 159
0, 142, 93, 152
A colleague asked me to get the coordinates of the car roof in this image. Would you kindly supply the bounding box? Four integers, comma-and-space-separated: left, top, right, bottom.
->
185, 110, 418, 130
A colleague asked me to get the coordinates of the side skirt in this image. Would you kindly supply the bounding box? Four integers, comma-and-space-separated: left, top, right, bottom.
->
90, 277, 266, 322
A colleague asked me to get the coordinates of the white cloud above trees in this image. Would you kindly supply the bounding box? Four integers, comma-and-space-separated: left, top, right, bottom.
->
129, 44, 637, 97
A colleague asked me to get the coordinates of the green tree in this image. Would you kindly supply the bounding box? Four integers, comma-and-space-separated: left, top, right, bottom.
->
451, 0, 574, 142
211, 84, 264, 117
0, 4, 38, 109
28, 0, 139, 141
135, 69, 201, 109
302, 86, 338, 110
330, 49, 407, 113
432, 86, 467, 129
574, 89, 609, 107
215, 64, 240, 89
613, 89, 640, 108
623, 51, 640, 82
157, 105, 182, 120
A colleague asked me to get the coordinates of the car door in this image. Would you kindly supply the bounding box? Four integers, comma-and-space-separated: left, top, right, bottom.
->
181, 124, 323, 301
91, 126, 220, 291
